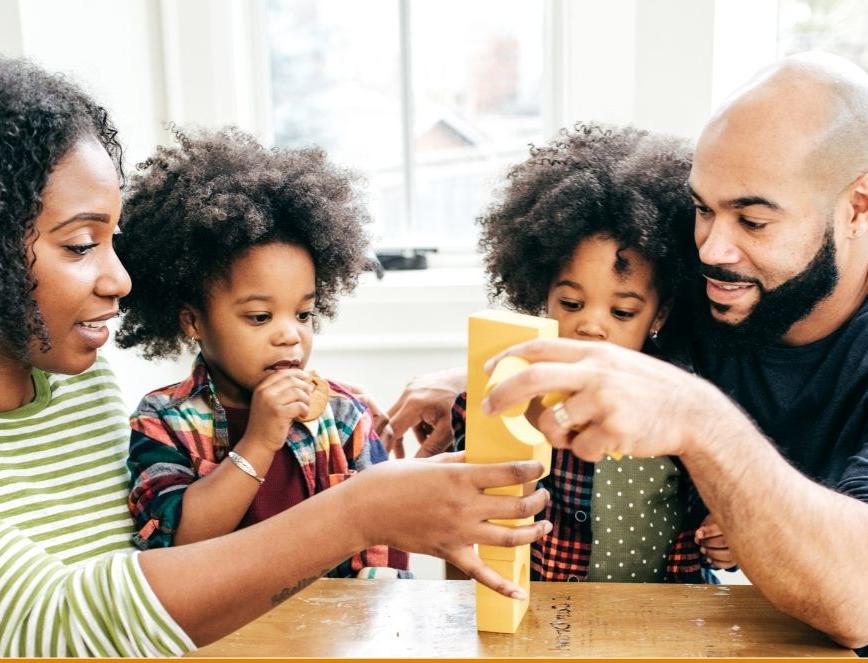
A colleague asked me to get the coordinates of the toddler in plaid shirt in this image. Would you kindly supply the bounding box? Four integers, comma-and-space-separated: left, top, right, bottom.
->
115, 128, 408, 577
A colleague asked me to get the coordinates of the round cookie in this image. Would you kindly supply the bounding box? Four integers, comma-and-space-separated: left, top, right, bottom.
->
298, 371, 330, 422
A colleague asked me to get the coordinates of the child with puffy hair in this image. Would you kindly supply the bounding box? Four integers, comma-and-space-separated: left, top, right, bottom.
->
116, 128, 408, 577
459, 123, 723, 582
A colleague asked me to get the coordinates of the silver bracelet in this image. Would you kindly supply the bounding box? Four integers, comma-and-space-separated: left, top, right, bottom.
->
227, 450, 265, 485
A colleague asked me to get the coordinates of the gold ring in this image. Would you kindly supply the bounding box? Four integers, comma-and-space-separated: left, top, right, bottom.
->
552, 401, 572, 430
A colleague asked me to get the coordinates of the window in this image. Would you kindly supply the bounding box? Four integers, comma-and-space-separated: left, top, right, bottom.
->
778, 0, 868, 68
266, 0, 546, 250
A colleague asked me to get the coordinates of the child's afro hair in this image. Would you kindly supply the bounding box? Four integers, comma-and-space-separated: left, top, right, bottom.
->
116, 127, 371, 358
479, 122, 695, 315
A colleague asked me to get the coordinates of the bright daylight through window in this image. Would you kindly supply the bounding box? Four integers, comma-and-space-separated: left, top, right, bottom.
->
267, 0, 545, 251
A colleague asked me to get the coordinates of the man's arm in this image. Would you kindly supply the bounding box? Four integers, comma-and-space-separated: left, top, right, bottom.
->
481, 338, 868, 648
682, 400, 868, 649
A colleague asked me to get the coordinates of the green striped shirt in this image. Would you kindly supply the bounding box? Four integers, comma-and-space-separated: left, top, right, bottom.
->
0, 357, 194, 656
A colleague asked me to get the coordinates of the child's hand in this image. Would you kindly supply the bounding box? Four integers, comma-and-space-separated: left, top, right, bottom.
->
244, 370, 313, 452
695, 514, 737, 570
384, 366, 467, 458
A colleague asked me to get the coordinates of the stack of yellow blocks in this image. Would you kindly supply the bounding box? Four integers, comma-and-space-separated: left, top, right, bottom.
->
464, 310, 558, 634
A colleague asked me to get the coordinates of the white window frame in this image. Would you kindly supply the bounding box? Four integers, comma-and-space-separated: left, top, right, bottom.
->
15, 0, 773, 256
157, 0, 570, 253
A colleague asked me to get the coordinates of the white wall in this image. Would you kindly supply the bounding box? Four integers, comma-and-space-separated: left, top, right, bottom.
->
158, 0, 273, 143
711, 0, 780, 109
0, 0, 23, 56
10, 0, 170, 166
555, 0, 778, 140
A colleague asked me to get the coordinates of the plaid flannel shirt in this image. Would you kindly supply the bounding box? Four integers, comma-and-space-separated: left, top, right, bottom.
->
453, 393, 709, 583
127, 355, 408, 577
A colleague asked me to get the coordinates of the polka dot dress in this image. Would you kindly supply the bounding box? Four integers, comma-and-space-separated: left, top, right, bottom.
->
585, 455, 684, 582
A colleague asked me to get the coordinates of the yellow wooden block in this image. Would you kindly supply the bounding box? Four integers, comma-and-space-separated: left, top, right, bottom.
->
477, 544, 516, 561
466, 310, 557, 634
483, 483, 525, 497
475, 546, 531, 633
539, 391, 570, 408
483, 480, 540, 498
478, 536, 531, 561
489, 516, 535, 528
465, 310, 558, 474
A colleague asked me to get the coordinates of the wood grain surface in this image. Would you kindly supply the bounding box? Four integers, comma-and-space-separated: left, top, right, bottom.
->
190, 579, 854, 658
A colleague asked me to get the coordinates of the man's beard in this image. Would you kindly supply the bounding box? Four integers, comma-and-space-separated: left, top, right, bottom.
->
697, 225, 839, 352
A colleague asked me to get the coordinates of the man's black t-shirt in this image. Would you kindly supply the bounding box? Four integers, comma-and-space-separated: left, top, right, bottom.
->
692, 297, 868, 504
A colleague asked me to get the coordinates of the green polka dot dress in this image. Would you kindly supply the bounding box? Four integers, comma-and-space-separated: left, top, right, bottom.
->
586, 455, 684, 581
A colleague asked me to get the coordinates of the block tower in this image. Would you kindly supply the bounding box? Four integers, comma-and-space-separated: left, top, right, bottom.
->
465, 309, 558, 633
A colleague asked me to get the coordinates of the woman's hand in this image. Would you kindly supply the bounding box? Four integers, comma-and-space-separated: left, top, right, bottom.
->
348, 452, 551, 599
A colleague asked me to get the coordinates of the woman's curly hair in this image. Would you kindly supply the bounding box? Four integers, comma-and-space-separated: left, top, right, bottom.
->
116, 127, 371, 359
0, 58, 123, 360
479, 123, 694, 321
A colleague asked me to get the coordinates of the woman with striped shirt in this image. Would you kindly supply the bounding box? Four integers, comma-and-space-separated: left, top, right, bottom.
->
0, 57, 552, 657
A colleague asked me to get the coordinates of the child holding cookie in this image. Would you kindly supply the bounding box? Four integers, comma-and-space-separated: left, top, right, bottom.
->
117, 128, 408, 576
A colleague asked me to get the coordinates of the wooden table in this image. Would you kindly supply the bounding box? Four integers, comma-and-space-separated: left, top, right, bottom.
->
191, 579, 854, 658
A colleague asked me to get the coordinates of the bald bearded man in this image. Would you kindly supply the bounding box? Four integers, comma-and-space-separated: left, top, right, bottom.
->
389, 53, 868, 650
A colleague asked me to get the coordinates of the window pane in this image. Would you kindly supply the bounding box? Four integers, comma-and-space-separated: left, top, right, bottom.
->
267, 0, 545, 250
410, 0, 544, 248
267, 0, 405, 241
778, 0, 868, 69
